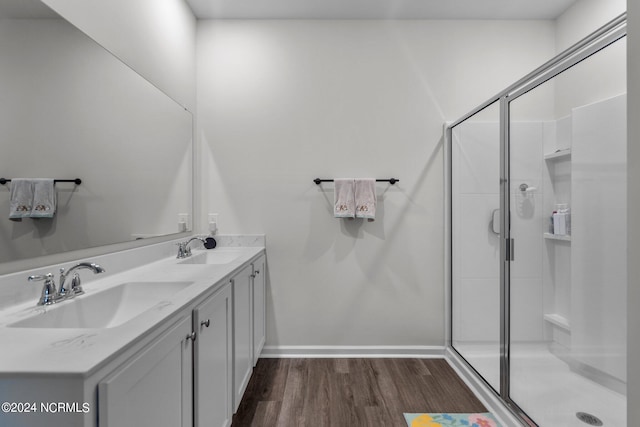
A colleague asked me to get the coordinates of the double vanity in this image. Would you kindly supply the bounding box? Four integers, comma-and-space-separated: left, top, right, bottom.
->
0, 236, 266, 427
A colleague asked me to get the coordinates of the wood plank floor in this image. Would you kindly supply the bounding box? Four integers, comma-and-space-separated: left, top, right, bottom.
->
232, 358, 486, 427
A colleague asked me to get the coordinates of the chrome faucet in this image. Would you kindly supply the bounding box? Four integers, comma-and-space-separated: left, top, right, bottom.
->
28, 262, 106, 305
176, 236, 217, 258
58, 262, 106, 299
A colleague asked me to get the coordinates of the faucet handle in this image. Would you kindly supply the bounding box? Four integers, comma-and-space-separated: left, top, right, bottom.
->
176, 242, 187, 258
28, 273, 58, 305
28, 273, 53, 282
69, 273, 84, 297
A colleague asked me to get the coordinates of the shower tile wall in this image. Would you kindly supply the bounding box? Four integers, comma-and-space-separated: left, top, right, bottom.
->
571, 94, 627, 385
453, 121, 544, 346
510, 123, 545, 343
452, 120, 502, 390
510, 94, 628, 426
452, 122, 500, 346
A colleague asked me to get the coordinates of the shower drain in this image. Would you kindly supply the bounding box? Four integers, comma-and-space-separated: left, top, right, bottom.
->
576, 412, 603, 426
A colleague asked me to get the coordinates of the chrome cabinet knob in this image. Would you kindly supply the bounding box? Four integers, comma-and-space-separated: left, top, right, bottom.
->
201, 319, 210, 328
186, 332, 196, 341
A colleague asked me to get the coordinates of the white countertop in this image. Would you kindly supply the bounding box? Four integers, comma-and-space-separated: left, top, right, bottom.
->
0, 246, 264, 377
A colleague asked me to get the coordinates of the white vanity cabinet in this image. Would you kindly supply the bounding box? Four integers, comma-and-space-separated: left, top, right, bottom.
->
98, 315, 194, 427
0, 246, 266, 427
251, 254, 266, 366
230, 254, 267, 412
193, 282, 233, 427
232, 263, 254, 412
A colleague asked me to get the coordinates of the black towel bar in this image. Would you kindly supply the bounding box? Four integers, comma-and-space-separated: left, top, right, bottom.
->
0, 178, 82, 185
313, 178, 398, 185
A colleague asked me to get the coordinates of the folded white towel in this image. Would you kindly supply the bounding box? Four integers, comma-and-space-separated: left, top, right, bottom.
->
355, 178, 376, 222
30, 178, 56, 218
334, 178, 355, 218
9, 179, 33, 221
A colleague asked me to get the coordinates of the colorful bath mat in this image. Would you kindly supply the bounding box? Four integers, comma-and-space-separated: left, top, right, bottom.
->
404, 412, 502, 427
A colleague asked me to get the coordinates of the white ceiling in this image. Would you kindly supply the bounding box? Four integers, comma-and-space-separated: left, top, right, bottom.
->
0, 0, 579, 21
185, 0, 578, 20
0, 0, 58, 19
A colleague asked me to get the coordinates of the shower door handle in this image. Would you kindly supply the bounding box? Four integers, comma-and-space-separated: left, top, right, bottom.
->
506, 238, 515, 261
490, 209, 500, 235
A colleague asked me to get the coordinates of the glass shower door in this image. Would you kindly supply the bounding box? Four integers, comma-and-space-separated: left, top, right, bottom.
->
450, 101, 502, 392
507, 34, 627, 426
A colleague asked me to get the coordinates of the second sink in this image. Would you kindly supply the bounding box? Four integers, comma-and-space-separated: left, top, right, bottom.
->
178, 248, 244, 265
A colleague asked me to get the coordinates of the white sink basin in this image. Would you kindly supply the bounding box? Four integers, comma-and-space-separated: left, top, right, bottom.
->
8, 281, 193, 329
178, 249, 244, 265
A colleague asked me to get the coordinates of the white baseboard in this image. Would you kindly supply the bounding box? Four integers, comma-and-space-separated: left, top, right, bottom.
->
260, 345, 445, 358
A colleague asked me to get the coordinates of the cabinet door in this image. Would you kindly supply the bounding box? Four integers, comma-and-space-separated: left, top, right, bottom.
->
194, 283, 233, 427
98, 315, 193, 427
252, 255, 266, 367
232, 263, 253, 412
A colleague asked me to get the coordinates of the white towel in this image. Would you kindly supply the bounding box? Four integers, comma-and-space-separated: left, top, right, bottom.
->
9, 179, 33, 221
334, 178, 355, 218
30, 179, 56, 218
355, 178, 376, 222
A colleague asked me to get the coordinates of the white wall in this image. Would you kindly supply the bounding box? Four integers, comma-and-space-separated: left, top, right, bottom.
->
553, 0, 626, 118
555, 0, 626, 51
627, 0, 640, 422
41, 0, 197, 112
197, 20, 555, 348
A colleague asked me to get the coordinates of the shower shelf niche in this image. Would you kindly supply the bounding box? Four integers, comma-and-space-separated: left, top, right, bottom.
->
544, 232, 572, 242
542, 125, 573, 363
544, 149, 572, 161
543, 313, 571, 331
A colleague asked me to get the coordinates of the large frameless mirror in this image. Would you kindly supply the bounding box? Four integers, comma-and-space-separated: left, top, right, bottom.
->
0, 1, 193, 266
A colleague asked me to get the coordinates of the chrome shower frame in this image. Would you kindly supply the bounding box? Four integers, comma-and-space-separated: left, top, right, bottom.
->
445, 13, 627, 427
